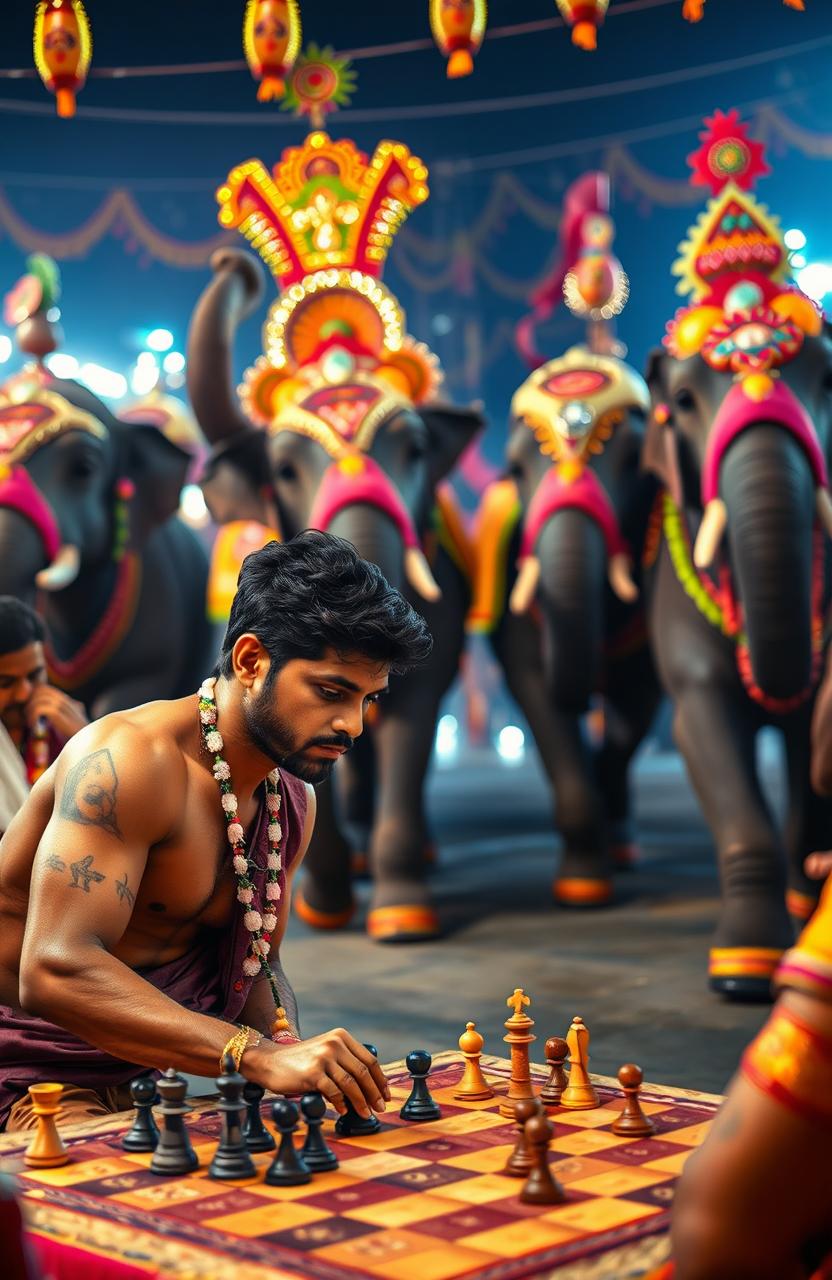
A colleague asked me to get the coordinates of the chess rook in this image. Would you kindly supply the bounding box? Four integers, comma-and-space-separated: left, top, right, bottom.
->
560, 1016, 600, 1110
611, 1064, 656, 1137
499, 987, 537, 1118
400, 1050, 442, 1122
150, 1068, 199, 1176
23, 1083, 68, 1169
122, 1076, 160, 1152
454, 1021, 494, 1100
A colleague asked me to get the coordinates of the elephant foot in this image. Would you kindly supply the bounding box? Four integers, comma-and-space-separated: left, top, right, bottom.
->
366, 881, 440, 943
786, 888, 818, 924
552, 876, 613, 908
294, 883, 356, 932
610, 841, 642, 870
707, 947, 783, 1002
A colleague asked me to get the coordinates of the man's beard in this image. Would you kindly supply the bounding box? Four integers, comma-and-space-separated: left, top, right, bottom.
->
242, 685, 353, 784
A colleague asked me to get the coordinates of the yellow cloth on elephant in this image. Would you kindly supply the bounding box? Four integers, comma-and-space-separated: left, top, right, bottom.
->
466, 479, 522, 635
773, 875, 832, 1005
207, 520, 281, 623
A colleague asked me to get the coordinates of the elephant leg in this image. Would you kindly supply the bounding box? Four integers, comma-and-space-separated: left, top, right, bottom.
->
493, 612, 611, 907
334, 731, 376, 876
672, 686, 794, 1000
364, 691, 440, 942
782, 717, 832, 927
294, 776, 356, 930
596, 646, 663, 868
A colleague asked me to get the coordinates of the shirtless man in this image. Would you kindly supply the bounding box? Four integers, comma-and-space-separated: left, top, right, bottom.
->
0, 531, 432, 1131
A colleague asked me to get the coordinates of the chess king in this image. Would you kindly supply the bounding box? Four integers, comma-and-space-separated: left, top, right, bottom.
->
187, 130, 483, 941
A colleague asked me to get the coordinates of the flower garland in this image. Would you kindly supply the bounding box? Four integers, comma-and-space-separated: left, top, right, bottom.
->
661, 492, 824, 714
197, 676, 285, 1010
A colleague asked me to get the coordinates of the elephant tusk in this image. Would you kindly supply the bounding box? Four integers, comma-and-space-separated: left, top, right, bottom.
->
608, 552, 639, 603
693, 498, 728, 569
35, 543, 81, 592
816, 488, 832, 541
509, 556, 541, 615
404, 547, 442, 602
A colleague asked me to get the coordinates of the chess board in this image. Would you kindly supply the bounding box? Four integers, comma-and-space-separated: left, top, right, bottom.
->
0, 1053, 722, 1280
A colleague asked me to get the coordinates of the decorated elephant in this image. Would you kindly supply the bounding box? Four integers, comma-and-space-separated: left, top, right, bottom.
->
642, 111, 832, 998
187, 130, 484, 942
471, 346, 660, 904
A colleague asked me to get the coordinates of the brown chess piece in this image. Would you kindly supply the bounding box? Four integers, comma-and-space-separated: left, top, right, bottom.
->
611, 1063, 656, 1137
519, 1111, 566, 1205
23, 1083, 69, 1168
502, 1097, 543, 1177
454, 1021, 494, 1101
560, 1016, 599, 1110
540, 1036, 569, 1108
499, 987, 537, 1118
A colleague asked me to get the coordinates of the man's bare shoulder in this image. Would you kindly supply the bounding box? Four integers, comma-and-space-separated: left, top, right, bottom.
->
52, 698, 193, 840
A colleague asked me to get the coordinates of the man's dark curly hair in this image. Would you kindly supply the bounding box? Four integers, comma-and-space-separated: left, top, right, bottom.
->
0, 597, 45, 659
218, 531, 433, 678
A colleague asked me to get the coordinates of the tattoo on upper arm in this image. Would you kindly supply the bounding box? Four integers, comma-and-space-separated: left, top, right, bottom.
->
45, 854, 66, 872
59, 749, 123, 841
69, 854, 106, 892
115, 874, 135, 907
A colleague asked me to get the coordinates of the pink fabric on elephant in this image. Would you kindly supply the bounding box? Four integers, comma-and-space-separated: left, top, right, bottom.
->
519, 465, 628, 561
0, 465, 61, 561
309, 455, 422, 549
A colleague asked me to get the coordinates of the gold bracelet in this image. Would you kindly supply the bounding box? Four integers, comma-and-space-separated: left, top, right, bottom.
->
220, 1025, 261, 1074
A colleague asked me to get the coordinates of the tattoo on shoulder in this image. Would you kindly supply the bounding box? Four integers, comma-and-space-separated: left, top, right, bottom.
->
115, 874, 135, 908
45, 854, 66, 873
59, 749, 123, 841
68, 854, 106, 893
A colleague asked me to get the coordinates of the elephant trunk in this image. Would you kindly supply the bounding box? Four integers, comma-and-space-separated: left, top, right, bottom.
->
186, 249, 265, 445
0, 506, 53, 602
720, 425, 817, 702
535, 509, 607, 713
326, 505, 408, 597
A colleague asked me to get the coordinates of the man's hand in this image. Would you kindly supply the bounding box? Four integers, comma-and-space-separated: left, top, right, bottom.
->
246, 1028, 391, 1118
25, 686, 88, 740
804, 851, 832, 880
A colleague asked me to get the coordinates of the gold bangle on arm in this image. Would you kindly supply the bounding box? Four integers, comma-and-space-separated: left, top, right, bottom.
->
220, 1025, 262, 1074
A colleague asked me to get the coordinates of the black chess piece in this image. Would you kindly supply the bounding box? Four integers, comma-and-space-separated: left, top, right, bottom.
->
300, 1092, 339, 1171
121, 1076, 159, 1152
209, 1054, 257, 1180
265, 1099, 311, 1186
242, 1081, 276, 1153
400, 1050, 441, 1122
334, 1042, 382, 1136
149, 1068, 199, 1176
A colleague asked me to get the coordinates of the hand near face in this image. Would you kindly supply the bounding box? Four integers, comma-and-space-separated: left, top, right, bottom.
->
25, 684, 88, 741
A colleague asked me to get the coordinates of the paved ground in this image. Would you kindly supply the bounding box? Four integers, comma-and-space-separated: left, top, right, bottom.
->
282, 736, 790, 1096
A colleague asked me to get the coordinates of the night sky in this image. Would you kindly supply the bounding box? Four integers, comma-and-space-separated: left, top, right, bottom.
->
1, 0, 830, 479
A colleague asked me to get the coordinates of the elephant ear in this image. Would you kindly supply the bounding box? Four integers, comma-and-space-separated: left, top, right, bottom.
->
420, 402, 486, 488
118, 420, 192, 542
200, 427, 277, 528
642, 347, 683, 507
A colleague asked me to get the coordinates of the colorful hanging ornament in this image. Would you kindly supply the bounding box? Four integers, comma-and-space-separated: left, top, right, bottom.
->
683, 0, 804, 21
33, 0, 92, 119
556, 0, 609, 51
430, 0, 487, 79
243, 0, 301, 103
281, 44, 357, 128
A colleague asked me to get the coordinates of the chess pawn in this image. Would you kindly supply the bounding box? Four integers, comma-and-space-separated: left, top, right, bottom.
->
23, 1083, 68, 1168
560, 1016, 599, 1110
209, 1055, 257, 1180
242, 1081, 276, 1153
611, 1064, 656, 1137
265, 1098, 311, 1186
335, 1043, 382, 1137
540, 1037, 569, 1109
150, 1068, 199, 1176
122, 1076, 160, 1152
400, 1050, 441, 1122
502, 1097, 542, 1177
300, 1092, 338, 1171
520, 1111, 566, 1206
454, 1022, 494, 1101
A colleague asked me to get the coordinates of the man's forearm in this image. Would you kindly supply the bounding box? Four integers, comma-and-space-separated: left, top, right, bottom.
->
22, 945, 252, 1079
